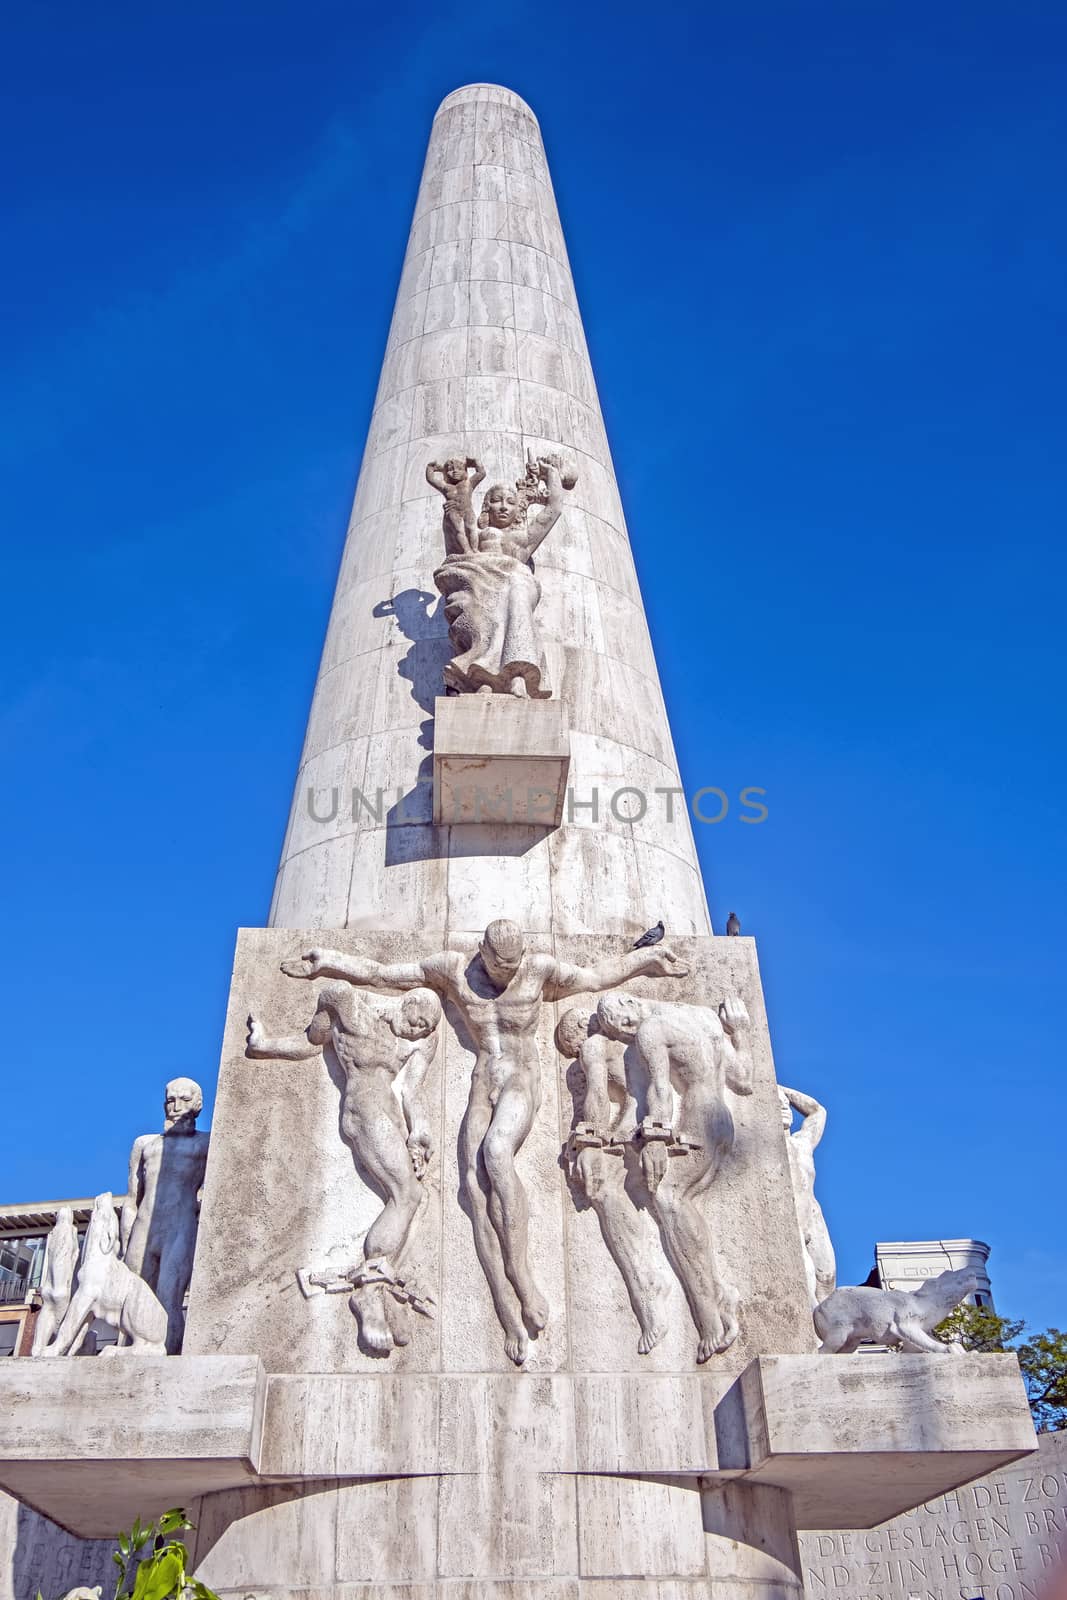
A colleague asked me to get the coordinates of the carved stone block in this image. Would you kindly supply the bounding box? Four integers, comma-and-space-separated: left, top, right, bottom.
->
0, 1354, 266, 1537
432, 693, 570, 826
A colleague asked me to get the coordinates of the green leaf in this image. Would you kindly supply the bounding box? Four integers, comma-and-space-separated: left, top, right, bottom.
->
188, 1580, 223, 1600
131, 1548, 185, 1600
157, 1509, 189, 1535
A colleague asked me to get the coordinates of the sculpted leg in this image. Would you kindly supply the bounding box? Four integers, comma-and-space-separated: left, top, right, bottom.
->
799, 1239, 819, 1309
156, 1244, 193, 1355
897, 1322, 954, 1354
120, 1282, 168, 1353
576, 1149, 669, 1354
807, 1200, 836, 1301
651, 1174, 734, 1360
356, 1121, 424, 1265
460, 1093, 528, 1365
44, 1291, 94, 1358
123, 1220, 149, 1280
481, 1081, 547, 1335
30, 1306, 57, 1356
346, 1097, 426, 1354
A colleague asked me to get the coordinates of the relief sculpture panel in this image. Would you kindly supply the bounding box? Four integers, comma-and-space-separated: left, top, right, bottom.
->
561, 992, 756, 1364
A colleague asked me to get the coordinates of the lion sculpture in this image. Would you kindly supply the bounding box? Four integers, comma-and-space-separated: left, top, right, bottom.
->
43, 1192, 168, 1356
813, 1265, 981, 1354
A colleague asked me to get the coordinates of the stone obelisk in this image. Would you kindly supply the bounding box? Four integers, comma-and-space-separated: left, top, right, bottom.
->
268, 82, 710, 941
0, 82, 1035, 1600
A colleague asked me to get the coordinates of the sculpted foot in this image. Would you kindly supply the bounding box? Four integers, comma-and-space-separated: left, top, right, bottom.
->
521, 1284, 549, 1334
503, 1322, 529, 1365
637, 1316, 668, 1355
695, 1307, 733, 1363
351, 1286, 394, 1354
717, 1281, 741, 1350
383, 1289, 411, 1348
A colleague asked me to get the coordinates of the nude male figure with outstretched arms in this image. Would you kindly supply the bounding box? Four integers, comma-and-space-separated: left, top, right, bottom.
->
282, 920, 688, 1364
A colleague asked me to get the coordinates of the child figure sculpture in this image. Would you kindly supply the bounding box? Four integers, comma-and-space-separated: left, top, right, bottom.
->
426, 456, 486, 556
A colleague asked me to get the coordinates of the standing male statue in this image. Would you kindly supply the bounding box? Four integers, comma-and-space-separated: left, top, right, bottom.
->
596, 994, 754, 1362
246, 984, 442, 1354
282, 922, 688, 1364
122, 1077, 210, 1354
779, 1085, 836, 1306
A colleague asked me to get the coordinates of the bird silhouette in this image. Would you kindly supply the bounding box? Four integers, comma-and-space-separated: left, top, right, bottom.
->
632, 920, 664, 949
726, 912, 741, 937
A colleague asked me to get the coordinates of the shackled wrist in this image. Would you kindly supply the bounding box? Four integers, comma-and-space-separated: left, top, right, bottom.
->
637, 1118, 674, 1144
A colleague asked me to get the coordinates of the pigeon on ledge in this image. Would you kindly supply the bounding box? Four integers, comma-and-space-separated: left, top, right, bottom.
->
632, 921, 664, 949
726, 911, 741, 937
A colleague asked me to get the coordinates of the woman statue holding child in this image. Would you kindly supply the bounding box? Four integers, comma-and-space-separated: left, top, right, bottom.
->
426, 452, 576, 699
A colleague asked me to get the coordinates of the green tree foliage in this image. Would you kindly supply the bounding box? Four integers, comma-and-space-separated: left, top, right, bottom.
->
935, 1303, 1025, 1353
1016, 1329, 1067, 1433
935, 1305, 1067, 1431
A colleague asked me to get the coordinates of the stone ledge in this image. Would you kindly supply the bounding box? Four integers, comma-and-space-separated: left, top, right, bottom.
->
720, 1353, 1037, 1529
0, 1355, 266, 1538
0, 1354, 1036, 1540
432, 694, 570, 826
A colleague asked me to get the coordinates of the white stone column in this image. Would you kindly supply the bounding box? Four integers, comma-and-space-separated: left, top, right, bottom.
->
268, 82, 711, 940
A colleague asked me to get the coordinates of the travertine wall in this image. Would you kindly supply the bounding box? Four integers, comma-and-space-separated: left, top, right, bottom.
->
268, 83, 710, 939
800, 1428, 1067, 1600
0, 1489, 111, 1600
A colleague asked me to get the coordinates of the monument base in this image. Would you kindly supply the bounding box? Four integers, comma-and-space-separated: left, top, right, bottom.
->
0, 1353, 1035, 1588
432, 694, 570, 825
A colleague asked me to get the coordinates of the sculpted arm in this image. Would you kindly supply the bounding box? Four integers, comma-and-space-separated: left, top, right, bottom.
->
281, 947, 450, 993
578, 1032, 614, 1130
546, 946, 689, 1000
120, 1136, 151, 1254
782, 1085, 826, 1146
399, 1033, 437, 1177
246, 1009, 326, 1060
719, 998, 754, 1096
634, 1024, 674, 1192
638, 1027, 675, 1126
127, 1137, 149, 1211
468, 457, 486, 488
522, 459, 564, 557
425, 462, 448, 492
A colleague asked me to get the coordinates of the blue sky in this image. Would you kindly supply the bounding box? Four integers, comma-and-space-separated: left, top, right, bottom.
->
3, 1, 1064, 1331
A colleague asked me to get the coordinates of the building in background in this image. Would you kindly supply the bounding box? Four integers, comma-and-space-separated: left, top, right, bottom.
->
870, 1238, 993, 1307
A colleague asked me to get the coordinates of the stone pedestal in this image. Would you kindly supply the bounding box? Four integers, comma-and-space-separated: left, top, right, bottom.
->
0, 1354, 1035, 1590
432, 694, 570, 826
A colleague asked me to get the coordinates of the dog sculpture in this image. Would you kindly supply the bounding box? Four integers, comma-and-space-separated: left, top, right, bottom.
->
43, 1192, 168, 1356
813, 1265, 981, 1354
